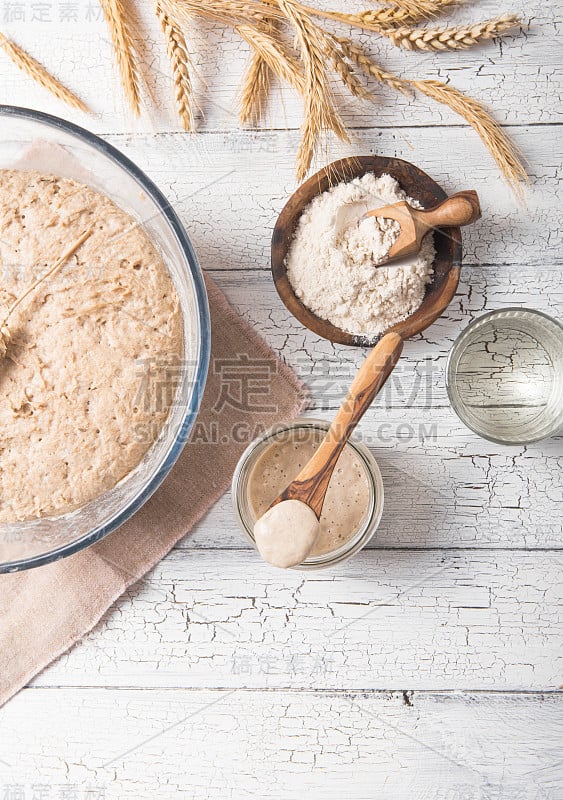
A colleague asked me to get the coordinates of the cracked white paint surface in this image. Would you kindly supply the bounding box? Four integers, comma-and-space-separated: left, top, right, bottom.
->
209, 267, 563, 408
1, 690, 562, 798
185, 406, 563, 549
99, 125, 563, 270
30, 549, 563, 691
0, 2, 562, 796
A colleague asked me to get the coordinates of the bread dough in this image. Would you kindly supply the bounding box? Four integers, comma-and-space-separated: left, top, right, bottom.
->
0, 170, 183, 522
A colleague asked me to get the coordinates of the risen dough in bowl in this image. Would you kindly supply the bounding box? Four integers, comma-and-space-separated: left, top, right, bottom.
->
0, 170, 183, 522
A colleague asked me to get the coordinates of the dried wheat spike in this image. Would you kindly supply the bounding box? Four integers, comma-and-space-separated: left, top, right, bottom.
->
239, 17, 278, 126
277, 0, 349, 180
322, 35, 373, 100
0, 34, 88, 112
237, 23, 305, 94
387, 14, 521, 50
156, 2, 194, 131
382, 0, 460, 19
240, 49, 272, 126
99, 0, 141, 115
0, 229, 93, 366
335, 37, 411, 97
412, 79, 528, 191
319, 5, 416, 29
0, 325, 10, 360
164, 0, 269, 27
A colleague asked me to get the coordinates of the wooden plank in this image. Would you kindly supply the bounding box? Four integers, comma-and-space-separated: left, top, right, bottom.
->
209, 266, 563, 409
29, 549, 563, 690
183, 402, 563, 551
99, 125, 563, 269
0, 0, 560, 128
1, 688, 561, 797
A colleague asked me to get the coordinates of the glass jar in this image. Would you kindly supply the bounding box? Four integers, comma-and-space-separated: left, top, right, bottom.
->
232, 418, 384, 570
446, 308, 563, 445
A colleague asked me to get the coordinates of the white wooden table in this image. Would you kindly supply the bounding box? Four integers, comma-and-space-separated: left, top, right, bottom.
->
0, 1, 562, 797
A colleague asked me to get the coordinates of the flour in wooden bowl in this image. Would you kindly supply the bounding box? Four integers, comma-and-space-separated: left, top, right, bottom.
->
0, 170, 183, 523
286, 173, 435, 336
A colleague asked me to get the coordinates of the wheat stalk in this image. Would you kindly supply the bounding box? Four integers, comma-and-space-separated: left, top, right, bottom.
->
386, 14, 521, 50
240, 46, 272, 126
381, 0, 460, 19
317, 3, 490, 34
0, 34, 88, 112
411, 79, 527, 190
276, 0, 349, 180
335, 37, 411, 97
308, 5, 417, 29
322, 35, 373, 101
0, 229, 93, 363
261, 0, 442, 28
237, 23, 305, 93
240, 17, 278, 125
99, 0, 141, 115
164, 0, 270, 26
156, 1, 194, 130
155, 0, 528, 191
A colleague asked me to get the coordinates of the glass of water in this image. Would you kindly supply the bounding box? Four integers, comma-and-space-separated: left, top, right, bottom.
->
446, 308, 563, 445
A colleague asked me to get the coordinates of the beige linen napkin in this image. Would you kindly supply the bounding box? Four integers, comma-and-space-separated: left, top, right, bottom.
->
0, 276, 307, 707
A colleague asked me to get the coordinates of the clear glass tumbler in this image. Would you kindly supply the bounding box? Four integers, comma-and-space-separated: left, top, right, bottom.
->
446, 308, 563, 445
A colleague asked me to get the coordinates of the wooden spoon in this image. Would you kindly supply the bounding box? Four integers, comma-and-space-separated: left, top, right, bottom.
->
269, 332, 403, 517
363, 190, 481, 265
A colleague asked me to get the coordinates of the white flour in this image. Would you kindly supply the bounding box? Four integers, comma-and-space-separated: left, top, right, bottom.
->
286, 173, 435, 336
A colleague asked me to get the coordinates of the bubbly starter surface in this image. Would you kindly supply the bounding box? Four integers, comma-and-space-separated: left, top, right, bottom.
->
0, 170, 183, 522
248, 430, 371, 558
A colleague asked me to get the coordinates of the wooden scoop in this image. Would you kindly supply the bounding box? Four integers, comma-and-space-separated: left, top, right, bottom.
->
364, 190, 481, 265
269, 332, 403, 518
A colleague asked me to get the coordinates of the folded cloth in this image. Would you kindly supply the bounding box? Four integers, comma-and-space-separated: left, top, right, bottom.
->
0, 275, 307, 707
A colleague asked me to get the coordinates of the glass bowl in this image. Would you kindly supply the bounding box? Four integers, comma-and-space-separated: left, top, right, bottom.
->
446, 308, 563, 445
232, 418, 384, 570
0, 106, 210, 573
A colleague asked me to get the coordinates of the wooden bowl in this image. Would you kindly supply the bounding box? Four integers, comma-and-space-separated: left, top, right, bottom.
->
271, 155, 462, 347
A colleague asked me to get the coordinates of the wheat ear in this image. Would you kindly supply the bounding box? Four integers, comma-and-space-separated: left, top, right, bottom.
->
163, 0, 269, 27
277, 0, 349, 180
237, 23, 305, 94
156, 2, 194, 131
411, 79, 528, 190
99, 0, 141, 115
0, 34, 88, 112
240, 17, 278, 125
322, 36, 373, 101
335, 37, 411, 97
313, 5, 418, 29
381, 0, 460, 19
307, 0, 468, 31
386, 14, 520, 50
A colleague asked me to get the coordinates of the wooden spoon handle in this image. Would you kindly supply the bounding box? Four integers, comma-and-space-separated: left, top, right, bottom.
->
415, 190, 481, 230
277, 332, 403, 516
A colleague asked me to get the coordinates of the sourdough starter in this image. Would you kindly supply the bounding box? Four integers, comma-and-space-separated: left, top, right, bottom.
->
0, 170, 183, 522
248, 430, 371, 558
254, 499, 320, 568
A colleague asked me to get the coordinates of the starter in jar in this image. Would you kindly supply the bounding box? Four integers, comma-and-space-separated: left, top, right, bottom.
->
248, 429, 371, 558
